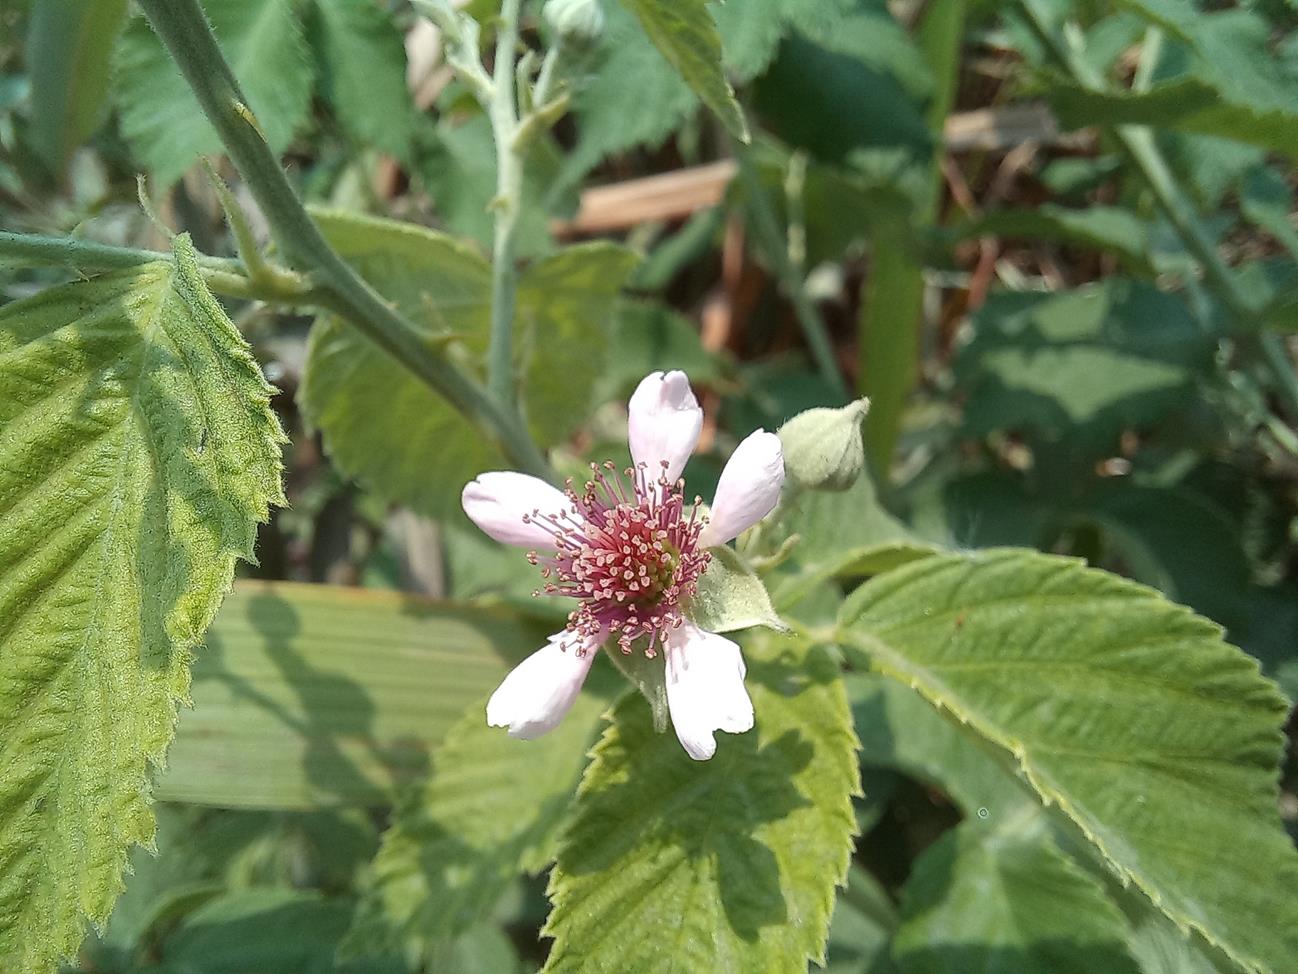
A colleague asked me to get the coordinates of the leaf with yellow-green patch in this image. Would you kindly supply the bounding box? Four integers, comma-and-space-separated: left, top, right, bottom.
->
543, 636, 859, 972
0, 235, 284, 972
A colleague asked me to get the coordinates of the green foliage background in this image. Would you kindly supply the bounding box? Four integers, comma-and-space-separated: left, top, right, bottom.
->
0, 0, 1296, 972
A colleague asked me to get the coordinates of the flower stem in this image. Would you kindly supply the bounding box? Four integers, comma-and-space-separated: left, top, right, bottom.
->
135, 0, 552, 481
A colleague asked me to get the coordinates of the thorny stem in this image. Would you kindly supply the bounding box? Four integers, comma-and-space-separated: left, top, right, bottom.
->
1018, 0, 1298, 429
134, 0, 553, 481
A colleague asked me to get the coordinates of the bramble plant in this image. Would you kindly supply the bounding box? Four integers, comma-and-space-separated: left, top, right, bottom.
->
0, 1, 1297, 973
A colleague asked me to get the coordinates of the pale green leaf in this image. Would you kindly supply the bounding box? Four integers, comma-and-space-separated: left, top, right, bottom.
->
298, 213, 495, 521
159, 580, 547, 809
543, 636, 860, 972
300, 211, 634, 520
893, 825, 1140, 973
26, 0, 128, 170
614, 0, 748, 141
114, 0, 315, 185
849, 676, 1234, 974
342, 680, 613, 959
0, 236, 284, 972
515, 242, 640, 445
691, 544, 786, 635
771, 474, 934, 616
838, 549, 1298, 974
308, 0, 415, 158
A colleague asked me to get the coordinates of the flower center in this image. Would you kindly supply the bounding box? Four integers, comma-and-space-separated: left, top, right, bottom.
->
524, 461, 709, 656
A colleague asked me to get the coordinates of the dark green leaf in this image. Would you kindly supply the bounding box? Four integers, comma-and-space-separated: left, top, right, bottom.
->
115, 0, 315, 185
308, 0, 415, 158
26, 0, 128, 170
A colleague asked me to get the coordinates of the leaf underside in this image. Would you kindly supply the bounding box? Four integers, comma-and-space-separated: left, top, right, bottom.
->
0, 236, 284, 971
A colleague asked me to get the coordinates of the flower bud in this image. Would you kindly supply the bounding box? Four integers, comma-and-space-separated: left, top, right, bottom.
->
777, 398, 871, 492
543, 0, 605, 42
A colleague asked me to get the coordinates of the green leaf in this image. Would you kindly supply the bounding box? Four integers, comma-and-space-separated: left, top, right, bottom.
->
299, 212, 495, 520
951, 205, 1154, 272
1241, 165, 1298, 261
308, 0, 415, 158
343, 682, 612, 959
26, 0, 128, 171
690, 544, 786, 636
419, 115, 573, 259
564, 0, 867, 182
954, 279, 1214, 452
159, 581, 549, 809
849, 674, 1033, 823
614, 0, 748, 141
159, 888, 406, 973
543, 636, 860, 972
837, 549, 1298, 974
592, 300, 726, 406
772, 474, 935, 616
0, 235, 284, 972
893, 825, 1140, 974
300, 211, 635, 520
115, 0, 315, 185
1049, 78, 1298, 162
515, 242, 640, 445
824, 864, 896, 974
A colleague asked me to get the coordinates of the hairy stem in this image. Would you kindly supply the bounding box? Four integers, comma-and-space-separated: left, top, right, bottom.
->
135, 0, 551, 480
487, 0, 525, 406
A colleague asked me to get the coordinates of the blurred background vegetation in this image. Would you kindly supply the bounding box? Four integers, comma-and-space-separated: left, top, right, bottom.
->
1, 0, 1296, 970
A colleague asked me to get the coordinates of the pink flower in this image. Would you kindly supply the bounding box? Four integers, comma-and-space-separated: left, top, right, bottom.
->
462, 371, 785, 760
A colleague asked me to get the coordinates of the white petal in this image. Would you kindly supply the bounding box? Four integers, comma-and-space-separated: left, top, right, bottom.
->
486, 632, 600, 739
664, 623, 754, 761
698, 430, 785, 547
627, 371, 703, 483
462, 471, 577, 548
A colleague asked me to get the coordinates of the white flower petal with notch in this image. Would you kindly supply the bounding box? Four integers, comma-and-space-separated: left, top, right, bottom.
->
698, 429, 785, 548
485, 631, 601, 739
462, 471, 577, 549
664, 623, 754, 760
627, 370, 704, 483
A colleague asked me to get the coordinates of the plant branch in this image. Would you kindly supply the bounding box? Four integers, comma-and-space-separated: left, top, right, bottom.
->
135, 0, 551, 480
